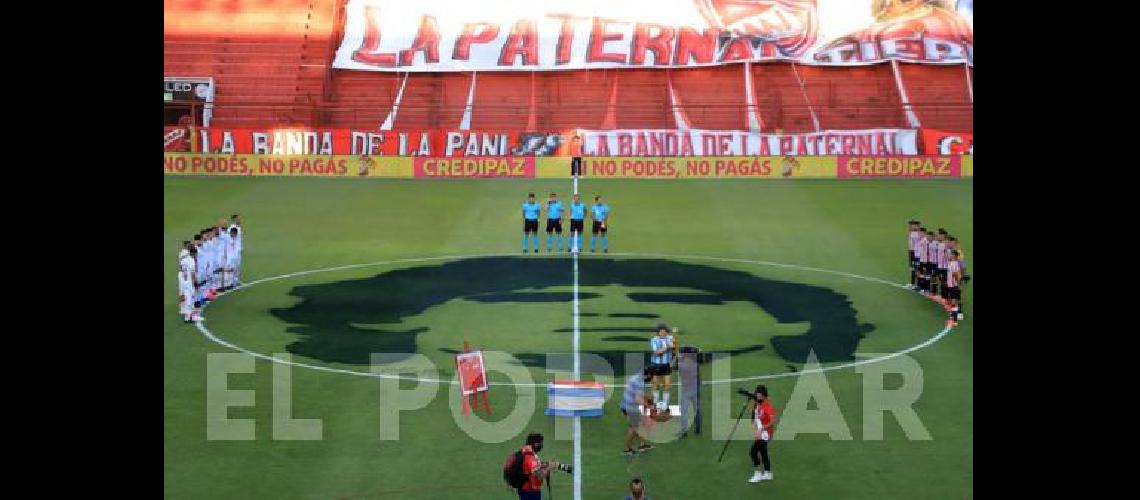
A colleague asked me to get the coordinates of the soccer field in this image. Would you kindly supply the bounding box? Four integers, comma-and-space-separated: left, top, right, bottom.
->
163, 177, 973, 499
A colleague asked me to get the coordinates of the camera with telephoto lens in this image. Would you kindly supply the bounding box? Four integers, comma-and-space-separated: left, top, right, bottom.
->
543, 461, 573, 474
736, 388, 760, 401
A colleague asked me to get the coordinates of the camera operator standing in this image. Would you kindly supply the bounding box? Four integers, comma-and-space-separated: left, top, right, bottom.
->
504, 433, 562, 500
748, 385, 778, 484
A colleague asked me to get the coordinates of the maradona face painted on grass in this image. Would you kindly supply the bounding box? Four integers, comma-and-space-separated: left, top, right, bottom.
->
268, 256, 875, 374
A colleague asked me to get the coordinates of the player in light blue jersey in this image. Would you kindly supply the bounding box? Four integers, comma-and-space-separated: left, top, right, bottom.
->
649, 323, 676, 412
522, 193, 541, 253
590, 195, 611, 253
568, 193, 586, 254
545, 192, 565, 252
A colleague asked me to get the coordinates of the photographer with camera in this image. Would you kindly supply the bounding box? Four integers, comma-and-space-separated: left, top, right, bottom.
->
503, 432, 568, 499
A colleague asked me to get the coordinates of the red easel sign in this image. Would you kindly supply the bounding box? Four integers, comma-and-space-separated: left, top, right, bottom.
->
455, 341, 492, 417
456, 350, 488, 396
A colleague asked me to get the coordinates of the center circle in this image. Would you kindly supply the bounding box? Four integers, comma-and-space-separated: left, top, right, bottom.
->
195, 253, 952, 387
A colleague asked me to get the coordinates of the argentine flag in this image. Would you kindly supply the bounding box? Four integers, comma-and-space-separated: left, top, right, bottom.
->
545, 381, 605, 417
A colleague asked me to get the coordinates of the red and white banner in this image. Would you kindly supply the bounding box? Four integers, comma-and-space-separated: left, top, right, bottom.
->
185, 128, 543, 156
582, 128, 917, 156
177, 127, 916, 156
334, 0, 973, 71
920, 128, 972, 155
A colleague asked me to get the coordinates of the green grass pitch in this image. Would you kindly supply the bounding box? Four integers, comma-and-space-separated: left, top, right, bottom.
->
164, 177, 972, 499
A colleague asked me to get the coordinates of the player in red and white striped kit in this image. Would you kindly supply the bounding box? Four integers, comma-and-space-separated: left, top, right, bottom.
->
946, 250, 964, 323
914, 229, 931, 294
924, 230, 940, 298
907, 220, 922, 289
933, 229, 949, 302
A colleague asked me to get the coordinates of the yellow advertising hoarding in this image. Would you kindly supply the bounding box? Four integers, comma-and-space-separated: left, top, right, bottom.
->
162, 153, 413, 178
537, 156, 836, 179
165, 154, 971, 179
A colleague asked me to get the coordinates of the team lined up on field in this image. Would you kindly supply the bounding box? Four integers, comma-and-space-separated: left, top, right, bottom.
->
176, 215, 243, 323
907, 219, 969, 325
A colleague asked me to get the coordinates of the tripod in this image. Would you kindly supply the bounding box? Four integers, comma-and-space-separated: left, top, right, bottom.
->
717, 395, 753, 463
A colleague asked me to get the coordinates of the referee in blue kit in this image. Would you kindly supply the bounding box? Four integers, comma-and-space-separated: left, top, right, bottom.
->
522, 193, 540, 253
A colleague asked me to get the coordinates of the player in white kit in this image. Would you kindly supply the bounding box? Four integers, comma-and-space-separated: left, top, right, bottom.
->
200, 229, 217, 299
178, 216, 245, 319
222, 226, 242, 289
228, 214, 243, 285
199, 229, 219, 301
191, 232, 207, 305
208, 227, 225, 297
178, 247, 202, 322
211, 226, 227, 292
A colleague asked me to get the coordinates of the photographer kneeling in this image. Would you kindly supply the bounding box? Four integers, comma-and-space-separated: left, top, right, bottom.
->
504, 432, 569, 499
